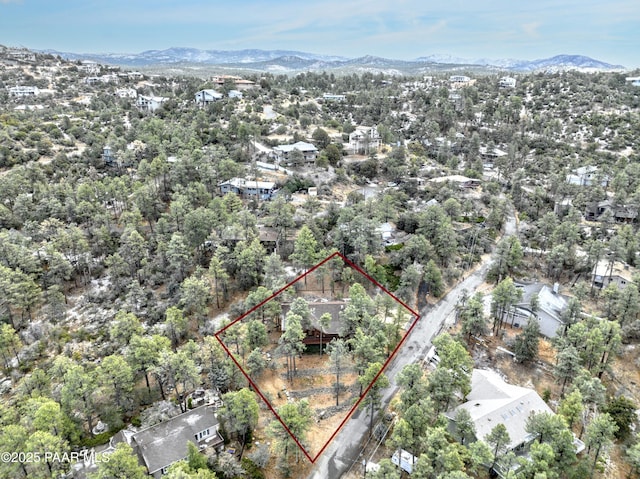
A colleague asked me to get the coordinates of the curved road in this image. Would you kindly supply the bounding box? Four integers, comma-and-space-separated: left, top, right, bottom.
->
307, 211, 517, 479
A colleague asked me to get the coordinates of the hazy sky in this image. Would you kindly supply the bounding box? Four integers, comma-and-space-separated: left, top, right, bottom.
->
1, 0, 638, 67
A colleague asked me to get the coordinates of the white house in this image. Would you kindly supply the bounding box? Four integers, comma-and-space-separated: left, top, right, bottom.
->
272, 141, 318, 165
625, 77, 640, 87
115, 88, 137, 99
137, 95, 168, 112
499, 77, 517, 88
512, 283, 569, 338
219, 177, 278, 201
565, 165, 608, 187
100, 74, 119, 84
450, 75, 471, 83
7, 49, 36, 62
349, 126, 381, 154
228, 89, 243, 99
78, 60, 100, 74
195, 89, 223, 106
8, 86, 40, 97
322, 93, 346, 101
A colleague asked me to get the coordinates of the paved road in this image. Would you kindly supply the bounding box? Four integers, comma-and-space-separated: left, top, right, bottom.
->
306, 212, 517, 479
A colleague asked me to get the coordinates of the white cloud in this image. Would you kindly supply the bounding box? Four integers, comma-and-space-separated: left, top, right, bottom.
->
522, 21, 541, 37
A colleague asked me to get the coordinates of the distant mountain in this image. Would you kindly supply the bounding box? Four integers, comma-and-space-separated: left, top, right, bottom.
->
41, 47, 348, 66
40, 47, 625, 74
415, 53, 625, 71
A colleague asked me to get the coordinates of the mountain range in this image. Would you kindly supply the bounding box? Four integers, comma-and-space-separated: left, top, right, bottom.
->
40, 47, 626, 74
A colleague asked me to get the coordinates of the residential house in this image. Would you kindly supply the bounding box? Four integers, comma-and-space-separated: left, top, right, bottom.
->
272, 141, 318, 165
424, 134, 465, 157
100, 74, 119, 84
592, 259, 635, 290
137, 95, 168, 113
512, 283, 569, 338
8, 86, 39, 97
281, 301, 348, 347
7, 49, 36, 63
125, 405, 224, 478
115, 88, 137, 99
228, 89, 243, 99
375, 222, 410, 246
78, 60, 100, 74
449, 75, 475, 88
102, 145, 116, 166
85, 77, 101, 85
480, 146, 508, 163
499, 77, 517, 88
322, 93, 346, 101
553, 198, 573, 217
450, 75, 471, 84
566, 165, 608, 187
195, 89, 223, 106
584, 200, 637, 223
219, 177, 277, 201
211, 75, 256, 91
349, 126, 382, 154
625, 77, 640, 87
430, 175, 482, 189
445, 370, 584, 477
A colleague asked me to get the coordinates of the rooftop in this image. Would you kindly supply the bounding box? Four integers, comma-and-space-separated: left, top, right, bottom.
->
131, 405, 222, 474
219, 177, 276, 190
448, 369, 553, 449
273, 141, 318, 153
592, 259, 635, 282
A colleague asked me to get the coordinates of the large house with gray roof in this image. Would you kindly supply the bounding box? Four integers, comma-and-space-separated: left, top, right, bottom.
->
446, 369, 584, 477
126, 405, 223, 477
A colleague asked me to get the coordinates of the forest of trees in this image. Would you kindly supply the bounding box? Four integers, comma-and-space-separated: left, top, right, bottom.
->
0, 47, 640, 478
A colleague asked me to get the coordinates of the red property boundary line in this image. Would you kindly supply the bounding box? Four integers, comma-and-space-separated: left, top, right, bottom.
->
214, 251, 421, 463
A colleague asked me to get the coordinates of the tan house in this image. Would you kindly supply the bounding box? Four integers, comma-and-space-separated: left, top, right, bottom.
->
592, 259, 635, 290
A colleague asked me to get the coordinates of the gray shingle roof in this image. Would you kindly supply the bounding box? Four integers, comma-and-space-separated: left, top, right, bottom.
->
447, 370, 553, 449
131, 405, 222, 474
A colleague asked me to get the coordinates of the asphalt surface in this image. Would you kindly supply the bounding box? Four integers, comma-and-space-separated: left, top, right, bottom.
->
306, 212, 517, 479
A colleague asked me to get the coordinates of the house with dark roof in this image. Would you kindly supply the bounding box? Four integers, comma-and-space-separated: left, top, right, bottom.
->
281, 301, 348, 346
272, 141, 318, 165
585, 200, 638, 223
127, 405, 224, 477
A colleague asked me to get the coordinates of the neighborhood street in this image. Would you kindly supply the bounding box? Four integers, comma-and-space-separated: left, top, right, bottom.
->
307, 211, 517, 479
